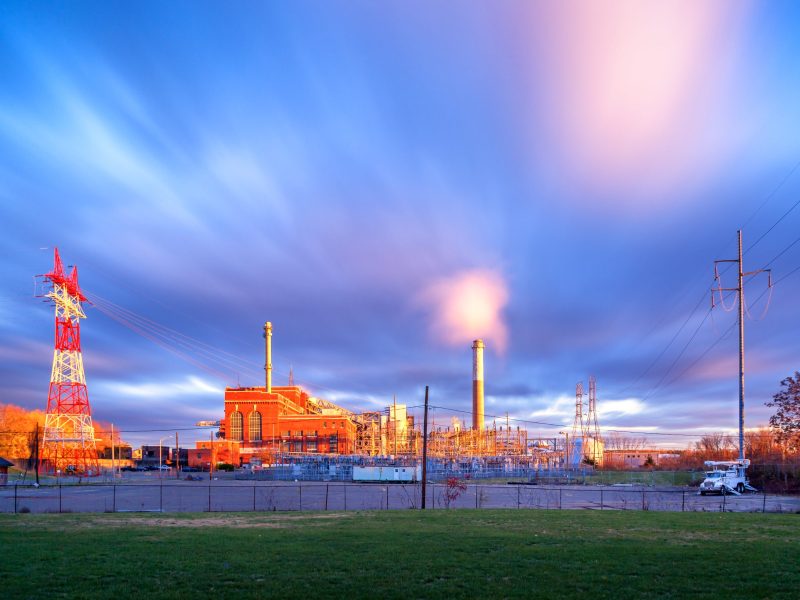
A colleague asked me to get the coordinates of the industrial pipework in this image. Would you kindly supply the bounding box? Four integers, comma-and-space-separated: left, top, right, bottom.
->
472, 339, 485, 431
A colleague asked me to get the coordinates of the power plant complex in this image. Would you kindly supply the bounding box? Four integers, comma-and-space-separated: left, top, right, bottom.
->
206, 323, 603, 471
34, 250, 604, 476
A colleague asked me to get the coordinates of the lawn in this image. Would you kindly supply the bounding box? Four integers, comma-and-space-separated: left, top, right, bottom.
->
1, 510, 798, 599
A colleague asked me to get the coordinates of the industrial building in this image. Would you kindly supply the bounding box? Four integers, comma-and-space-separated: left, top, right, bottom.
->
209, 322, 358, 466
195, 323, 600, 471
222, 384, 357, 459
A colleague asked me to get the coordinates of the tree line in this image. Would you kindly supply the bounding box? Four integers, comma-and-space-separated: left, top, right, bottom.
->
0, 402, 124, 461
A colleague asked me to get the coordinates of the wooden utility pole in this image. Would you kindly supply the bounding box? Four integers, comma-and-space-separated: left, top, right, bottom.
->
421, 386, 429, 510
111, 423, 115, 477
175, 431, 180, 479
713, 230, 772, 461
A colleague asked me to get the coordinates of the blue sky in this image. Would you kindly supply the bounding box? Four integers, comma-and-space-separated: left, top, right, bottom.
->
1, 1, 799, 448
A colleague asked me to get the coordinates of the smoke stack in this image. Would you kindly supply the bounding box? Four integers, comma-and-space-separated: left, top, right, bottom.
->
264, 321, 273, 394
472, 339, 485, 431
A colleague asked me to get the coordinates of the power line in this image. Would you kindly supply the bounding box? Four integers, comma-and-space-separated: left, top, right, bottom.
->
630, 163, 800, 394
641, 308, 714, 402
741, 158, 800, 232
760, 232, 800, 270
649, 259, 800, 397
744, 196, 800, 255
618, 292, 708, 396
417, 404, 776, 439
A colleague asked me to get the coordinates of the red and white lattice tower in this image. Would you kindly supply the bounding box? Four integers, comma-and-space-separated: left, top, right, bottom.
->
38, 248, 99, 476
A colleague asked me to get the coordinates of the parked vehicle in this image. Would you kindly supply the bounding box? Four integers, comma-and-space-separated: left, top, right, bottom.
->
699, 459, 755, 495
157, 465, 171, 471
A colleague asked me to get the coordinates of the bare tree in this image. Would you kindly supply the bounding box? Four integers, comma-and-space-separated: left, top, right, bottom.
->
695, 432, 735, 454
605, 432, 649, 451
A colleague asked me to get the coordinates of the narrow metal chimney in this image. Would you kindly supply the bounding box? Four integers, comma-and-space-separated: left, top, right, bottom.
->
472, 339, 485, 431
264, 321, 272, 394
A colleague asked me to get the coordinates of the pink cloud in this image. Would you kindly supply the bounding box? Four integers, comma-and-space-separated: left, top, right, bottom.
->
417, 269, 509, 353
525, 1, 753, 209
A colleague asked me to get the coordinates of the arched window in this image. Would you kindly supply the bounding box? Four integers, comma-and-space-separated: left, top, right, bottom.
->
230, 411, 243, 442
248, 411, 262, 442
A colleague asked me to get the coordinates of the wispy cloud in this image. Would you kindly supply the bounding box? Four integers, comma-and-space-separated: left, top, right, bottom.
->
98, 376, 222, 399
598, 398, 645, 419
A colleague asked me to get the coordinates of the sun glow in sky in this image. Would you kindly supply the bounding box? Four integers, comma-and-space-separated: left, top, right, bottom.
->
1, 1, 800, 447
419, 269, 509, 352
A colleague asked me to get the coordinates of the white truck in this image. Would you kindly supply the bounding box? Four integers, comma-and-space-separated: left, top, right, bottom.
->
699, 459, 756, 495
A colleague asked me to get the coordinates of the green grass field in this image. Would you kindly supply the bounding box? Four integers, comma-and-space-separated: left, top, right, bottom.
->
1, 510, 798, 599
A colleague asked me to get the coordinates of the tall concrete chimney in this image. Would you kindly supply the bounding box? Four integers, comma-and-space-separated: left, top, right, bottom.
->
472, 339, 485, 431
264, 321, 273, 394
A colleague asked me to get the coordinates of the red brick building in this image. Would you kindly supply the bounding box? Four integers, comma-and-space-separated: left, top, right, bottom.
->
221, 385, 356, 465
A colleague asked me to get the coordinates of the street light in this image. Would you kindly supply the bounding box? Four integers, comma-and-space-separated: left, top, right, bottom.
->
158, 436, 170, 479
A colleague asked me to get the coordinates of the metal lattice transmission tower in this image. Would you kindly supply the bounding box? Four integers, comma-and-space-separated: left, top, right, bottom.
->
38, 248, 99, 476
571, 382, 585, 464
586, 376, 602, 463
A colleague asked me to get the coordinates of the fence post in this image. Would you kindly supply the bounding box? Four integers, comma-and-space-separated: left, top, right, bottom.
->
325, 484, 329, 511
475, 485, 479, 509
113, 484, 116, 513
559, 487, 562, 510
298, 485, 302, 511
344, 485, 347, 511
14, 484, 17, 514
59, 484, 62, 513
722, 490, 726, 512
517, 486, 521, 509
208, 484, 211, 512
642, 490, 645, 511
160, 480, 163, 513
762, 492, 767, 513
600, 489, 603, 510
253, 484, 257, 512
681, 490, 685, 512
386, 485, 389, 510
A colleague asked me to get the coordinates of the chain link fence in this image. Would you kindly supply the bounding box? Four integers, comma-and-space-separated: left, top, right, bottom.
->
2, 482, 798, 514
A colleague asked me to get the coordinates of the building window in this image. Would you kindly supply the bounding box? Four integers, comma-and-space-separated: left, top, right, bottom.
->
230, 411, 243, 442
248, 411, 262, 442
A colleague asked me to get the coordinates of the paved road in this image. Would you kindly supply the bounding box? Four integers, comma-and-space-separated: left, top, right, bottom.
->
2, 482, 798, 514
